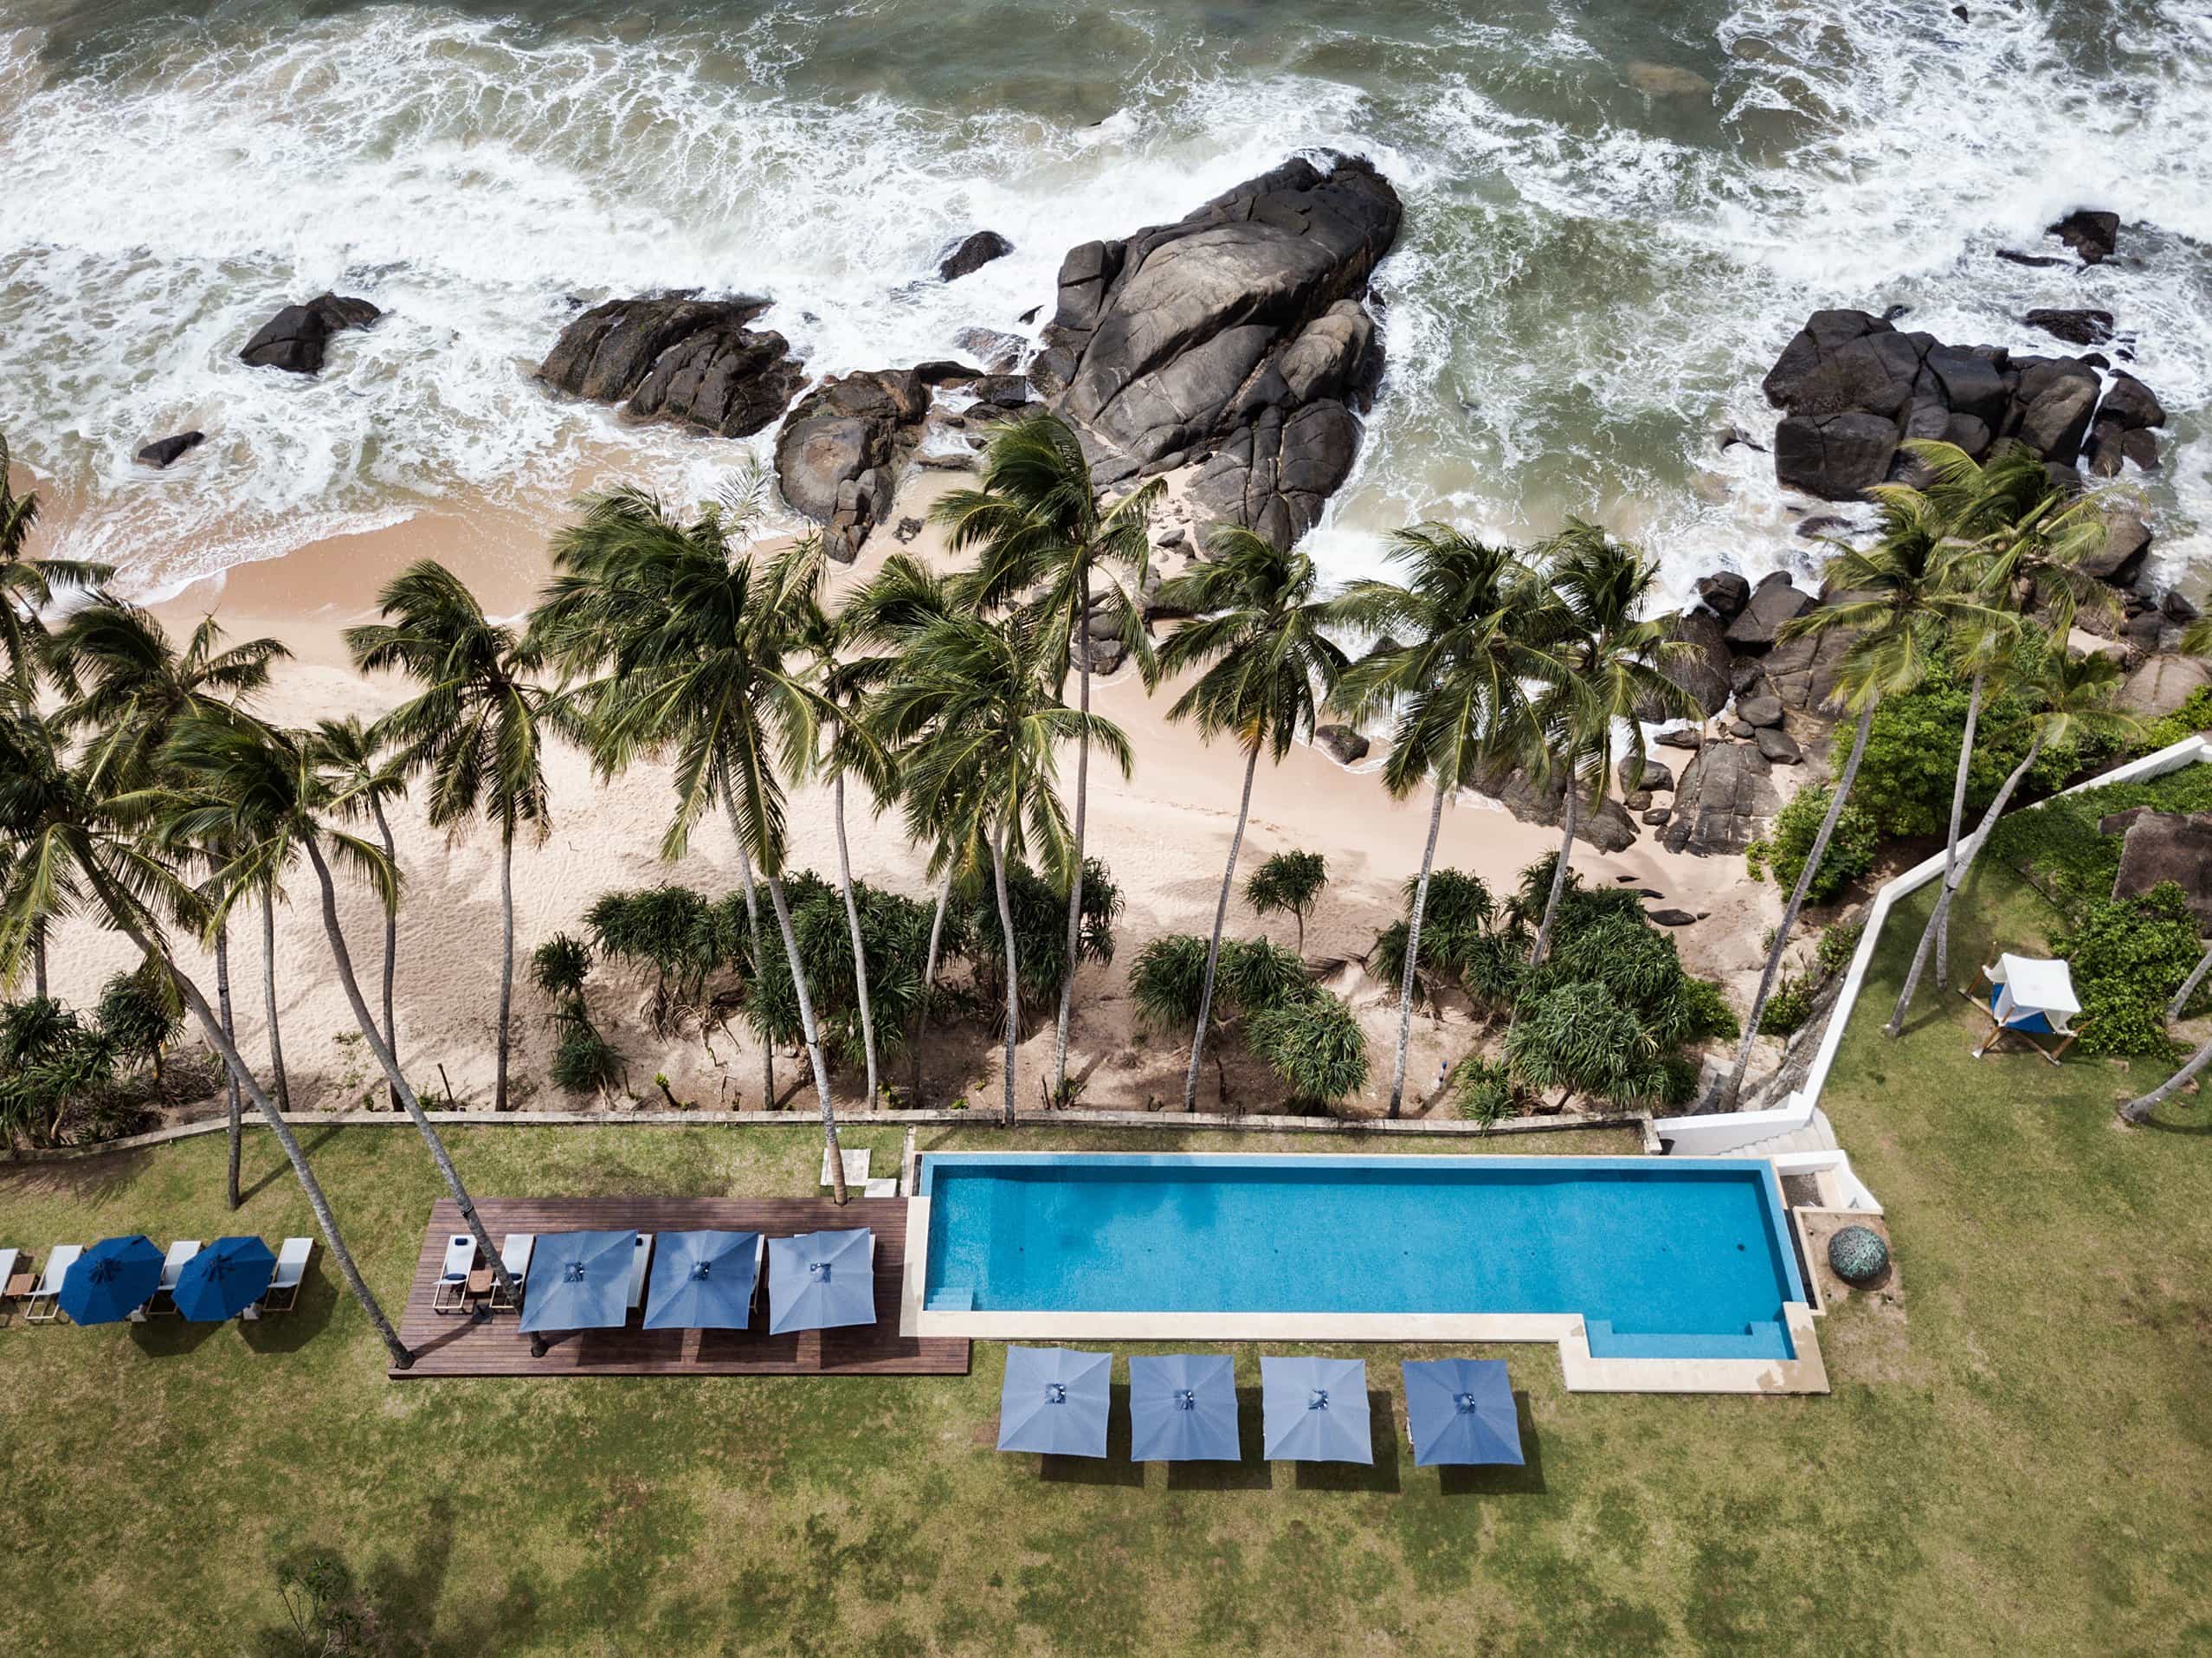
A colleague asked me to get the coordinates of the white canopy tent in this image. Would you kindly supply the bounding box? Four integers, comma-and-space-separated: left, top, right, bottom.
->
1973, 954, 2085, 1063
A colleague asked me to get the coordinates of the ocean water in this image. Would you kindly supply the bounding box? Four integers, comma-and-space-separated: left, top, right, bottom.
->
920, 1152, 1804, 1356
1, 0, 2207, 601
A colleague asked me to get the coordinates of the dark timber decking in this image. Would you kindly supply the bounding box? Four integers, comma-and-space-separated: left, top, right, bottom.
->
390, 1197, 967, 1379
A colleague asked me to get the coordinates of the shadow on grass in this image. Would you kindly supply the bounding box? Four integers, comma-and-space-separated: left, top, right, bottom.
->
1291, 1390, 1403, 1493
241, 1271, 338, 1354
0, 1145, 152, 1204
1164, 1387, 1274, 1491
1434, 1392, 1546, 1496
238, 1124, 349, 1207
1040, 1384, 1146, 1487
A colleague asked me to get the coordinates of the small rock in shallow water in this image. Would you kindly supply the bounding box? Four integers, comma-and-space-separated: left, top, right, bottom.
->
2025, 307, 2115, 346
136, 431, 205, 468
938, 230, 1014, 282
2048, 209, 2120, 265
1626, 61, 1712, 98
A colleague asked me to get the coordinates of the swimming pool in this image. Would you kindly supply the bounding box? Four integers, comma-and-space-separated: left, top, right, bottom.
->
911, 1152, 1812, 1373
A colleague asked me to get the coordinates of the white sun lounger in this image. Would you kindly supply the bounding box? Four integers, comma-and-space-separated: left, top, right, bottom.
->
488, 1234, 533, 1312
0, 1248, 21, 1320
135, 1239, 203, 1321
256, 1237, 314, 1315
25, 1245, 82, 1325
431, 1232, 476, 1315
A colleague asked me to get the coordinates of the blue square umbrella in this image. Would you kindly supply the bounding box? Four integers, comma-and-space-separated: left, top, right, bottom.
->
172, 1235, 277, 1322
1261, 1357, 1372, 1464
766, 1229, 876, 1335
1128, 1353, 1241, 1462
1402, 1358, 1523, 1467
518, 1230, 637, 1339
59, 1235, 164, 1326
997, 1346, 1112, 1457
643, 1230, 762, 1331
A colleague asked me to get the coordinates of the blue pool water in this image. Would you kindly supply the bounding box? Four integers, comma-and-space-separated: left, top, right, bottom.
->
920, 1153, 1805, 1361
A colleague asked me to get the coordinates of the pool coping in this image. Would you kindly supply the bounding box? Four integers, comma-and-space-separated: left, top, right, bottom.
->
899, 1152, 1827, 1396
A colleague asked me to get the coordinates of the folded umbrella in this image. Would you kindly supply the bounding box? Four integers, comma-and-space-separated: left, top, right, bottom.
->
59, 1235, 164, 1326
171, 1235, 277, 1322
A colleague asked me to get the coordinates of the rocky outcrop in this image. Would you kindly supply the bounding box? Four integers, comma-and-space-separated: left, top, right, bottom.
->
240, 293, 380, 375
2049, 210, 2120, 265
538, 295, 803, 438
1760, 307, 2169, 500
2025, 307, 2114, 347
938, 230, 1014, 282
2108, 811, 2212, 927
2083, 506, 2152, 584
1661, 742, 1779, 857
2118, 654, 2212, 719
137, 431, 205, 468
1479, 765, 1639, 854
1032, 154, 1402, 546
1694, 571, 1750, 618
774, 366, 946, 561
1314, 724, 1370, 765
1648, 610, 1732, 718
1725, 571, 1816, 653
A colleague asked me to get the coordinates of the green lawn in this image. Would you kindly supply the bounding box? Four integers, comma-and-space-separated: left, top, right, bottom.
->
2, 985, 2209, 1658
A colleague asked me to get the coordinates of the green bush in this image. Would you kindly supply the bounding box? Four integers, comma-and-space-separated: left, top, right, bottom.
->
0, 997, 123, 1148
94, 962, 182, 1083
1245, 850, 1328, 949
1985, 765, 2212, 920
550, 1012, 624, 1095
1246, 991, 1368, 1106
1746, 786, 1880, 904
2132, 685, 2212, 756
530, 932, 592, 1000
1815, 919, 1866, 981
1852, 650, 2088, 838
1759, 974, 1816, 1036
1449, 1055, 1518, 1125
957, 859, 1121, 1013
1506, 980, 1676, 1106
2052, 883, 2203, 1057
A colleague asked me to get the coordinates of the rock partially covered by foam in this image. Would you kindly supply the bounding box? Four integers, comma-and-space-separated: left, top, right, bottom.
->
538, 294, 803, 438
1031, 153, 1402, 547
1761, 307, 2170, 501
775, 366, 969, 562
239, 293, 380, 375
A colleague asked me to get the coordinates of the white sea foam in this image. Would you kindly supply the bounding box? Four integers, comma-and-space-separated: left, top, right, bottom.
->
0, 1, 2203, 603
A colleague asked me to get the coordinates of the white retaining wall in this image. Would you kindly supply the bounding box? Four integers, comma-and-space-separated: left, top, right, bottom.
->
1661, 733, 2212, 1210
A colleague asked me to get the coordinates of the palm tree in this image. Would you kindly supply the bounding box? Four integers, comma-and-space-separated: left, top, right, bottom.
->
345, 562, 551, 1113
932, 413, 1162, 1105
1153, 527, 1348, 1112
155, 713, 519, 1308
2120, 1034, 2212, 1124
531, 487, 852, 1197
0, 434, 113, 701
1719, 489, 2009, 1106
1886, 648, 2134, 1035
48, 603, 287, 1184
313, 716, 410, 1108
0, 700, 413, 1367
874, 609, 1123, 1125
1524, 522, 1698, 966
1330, 526, 1561, 1117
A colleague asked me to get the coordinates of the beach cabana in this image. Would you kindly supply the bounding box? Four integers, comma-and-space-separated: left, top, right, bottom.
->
172, 1235, 276, 1323
1261, 1356, 1372, 1464
766, 1229, 875, 1335
1972, 954, 2085, 1064
58, 1235, 164, 1326
1402, 1358, 1522, 1468
643, 1230, 762, 1332
1128, 1353, 1241, 1462
996, 1346, 1112, 1458
519, 1229, 637, 1355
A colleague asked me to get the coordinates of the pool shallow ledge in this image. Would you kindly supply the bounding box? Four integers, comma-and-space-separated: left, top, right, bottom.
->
897, 1157, 1829, 1397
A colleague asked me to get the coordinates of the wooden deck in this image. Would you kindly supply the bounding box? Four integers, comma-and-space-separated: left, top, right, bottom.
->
390, 1197, 968, 1379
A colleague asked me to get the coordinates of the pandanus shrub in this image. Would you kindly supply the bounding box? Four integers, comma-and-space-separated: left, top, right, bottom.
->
93, 961, 181, 1085
1131, 933, 1367, 1107
746, 874, 937, 1071
1246, 993, 1368, 1108
0, 996, 124, 1147
957, 859, 1120, 1016
529, 932, 592, 1001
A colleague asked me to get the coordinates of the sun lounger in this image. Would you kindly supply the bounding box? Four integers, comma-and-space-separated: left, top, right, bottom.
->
431, 1233, 476, 1315
256, 1237, 314, 1314
135, 1240, 202, 1320
0, 1248, 23, 1321
488, 1234, 533, 1312
25, 1246, 82, 1325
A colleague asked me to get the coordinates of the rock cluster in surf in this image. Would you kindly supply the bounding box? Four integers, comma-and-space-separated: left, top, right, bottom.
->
538, 294, 805, 439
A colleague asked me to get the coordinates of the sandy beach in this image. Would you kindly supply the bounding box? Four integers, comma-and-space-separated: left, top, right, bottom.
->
39, 469, 1782, 1121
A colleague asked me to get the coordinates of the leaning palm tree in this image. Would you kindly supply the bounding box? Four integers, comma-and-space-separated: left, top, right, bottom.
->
1720, 490, 2009, 1106
874, 609, 1122, 1125
313, 716, 410, 1108
1153, 527, 1348, 1112
0, 434, 113, 700
932, 413, 1162, 1105
345, 562, 551, 1113
2120, 1034, 2212, 1124
153, 713, 519, 1308
1330, 526, 1562, 1117
531, 487, 852, 1196
1886, 648, 2135, 1035
1523, 521, 1698, 966
0, 700, 413, 1367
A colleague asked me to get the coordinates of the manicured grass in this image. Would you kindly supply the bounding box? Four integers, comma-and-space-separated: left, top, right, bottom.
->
2, 1008, 2209, 1658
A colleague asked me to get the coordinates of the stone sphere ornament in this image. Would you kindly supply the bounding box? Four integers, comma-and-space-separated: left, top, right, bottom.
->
1828, 1224, 1889, 1285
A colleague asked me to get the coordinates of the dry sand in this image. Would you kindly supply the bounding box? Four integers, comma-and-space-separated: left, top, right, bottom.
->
40, 471, 1782, 1121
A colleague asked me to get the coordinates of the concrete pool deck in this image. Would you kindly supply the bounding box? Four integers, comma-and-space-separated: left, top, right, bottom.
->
897, 1159, 1830, 1397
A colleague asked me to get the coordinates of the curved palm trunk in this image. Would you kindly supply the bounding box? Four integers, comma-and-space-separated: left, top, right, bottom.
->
84, 869, 410, 1367
495, 829, 515, 1112
1887, 732, 2043, 1037
1725, 697, 1877, 1107
723, 788, 773, 1110
2120, 1033, 2212, 1123
31, 921, 46, 1002
2170, 941, 2212, 1025
1935, 672, 1983, 990
766, 872, 846, 1203
832, 772, 880, 1105
301, 840, 519, 1307
990, 821, 1022, 1127
1051, 571, 1092, 1106
910, 866, 954, 1109
1530, 777, 1581, 968
1184, 746, 1261, 1113
261, 886, 290, 1112
216, 923, 242, 1210
1390, 776, 1451, 1119
371, 795, 401, 1110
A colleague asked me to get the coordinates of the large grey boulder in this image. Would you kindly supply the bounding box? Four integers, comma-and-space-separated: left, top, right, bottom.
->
137, 431, 205, 468
1694, 571, 1751, 618
1661, 743, 1779, 856
1725, 572, 1815, 653
1643, 609, 1732, 718
774, 367, 932, 560
1034, 155, 1401, 546
1313, 724, 1370, 765
1620, 756, 1674, 795
1774, 411, 1899, 500
2015, 377, 2100, 467
2110, 811, 2212, 928
2117, 653, 2212, 719
1764, 613, 1855, 714
2099, 373, 2166, 431
240, 293, 381, 375
2084, 508, 2152, 585
539, 295, 803, 437
1478, 766, 1638, 853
